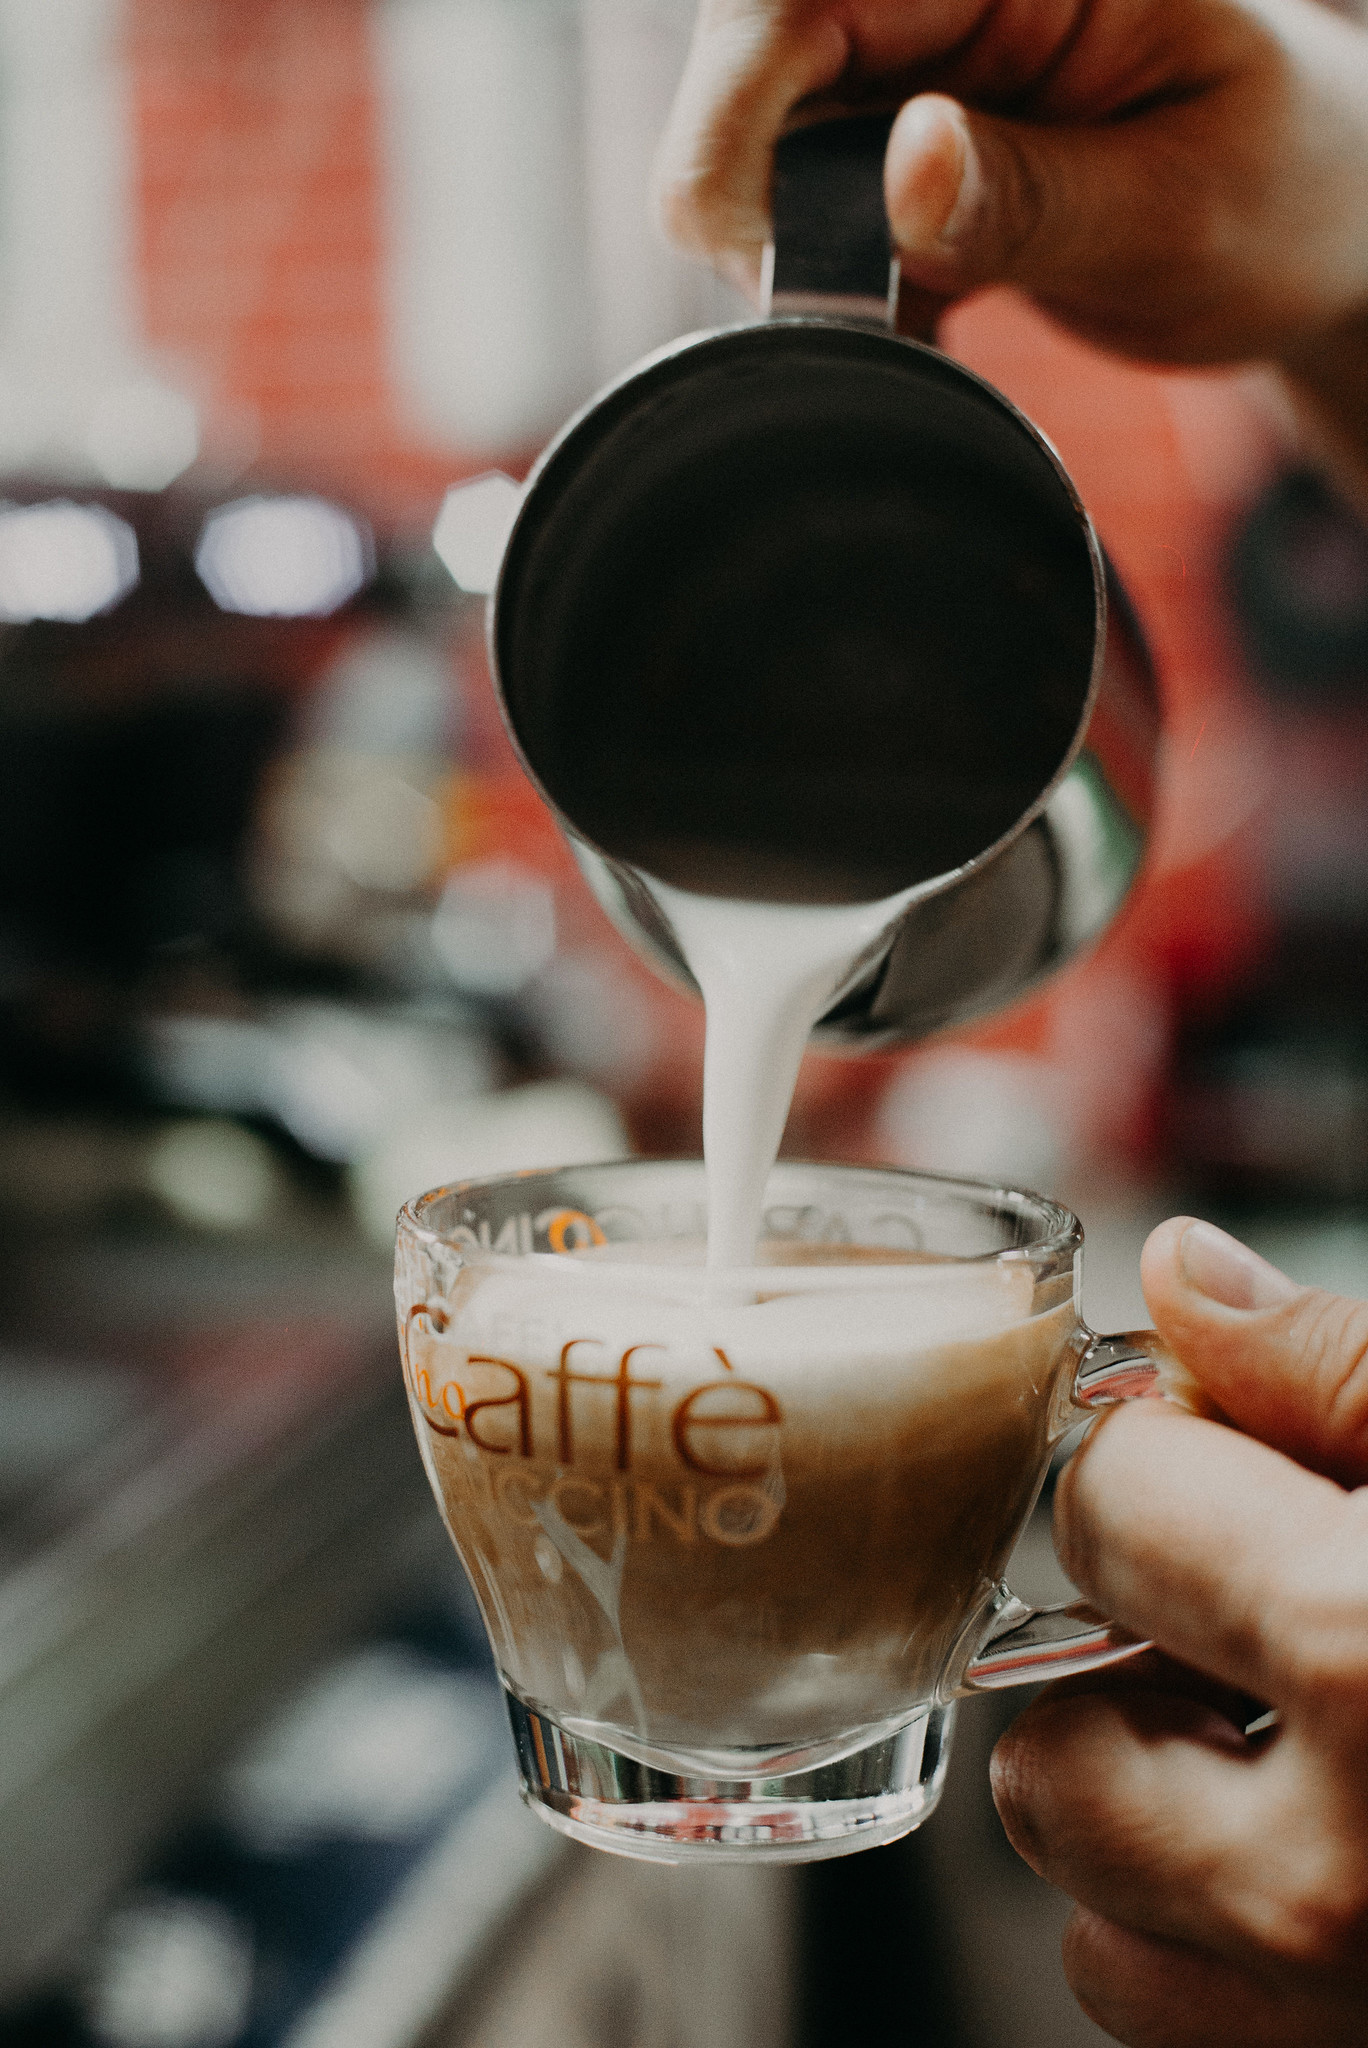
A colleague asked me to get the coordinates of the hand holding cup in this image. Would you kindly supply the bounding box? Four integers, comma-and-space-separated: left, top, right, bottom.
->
992, 1218, 1368, 2047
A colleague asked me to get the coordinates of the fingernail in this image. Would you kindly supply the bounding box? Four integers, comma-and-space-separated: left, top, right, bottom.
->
939, 122, 983, 248
1179, 1220, 1298, 1312
890, 97, 981, 252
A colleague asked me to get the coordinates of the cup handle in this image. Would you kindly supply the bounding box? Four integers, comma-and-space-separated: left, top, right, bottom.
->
960, 1326, 1195, 1692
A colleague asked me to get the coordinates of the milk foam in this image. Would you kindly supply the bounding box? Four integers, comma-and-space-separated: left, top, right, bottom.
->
651, 881, 920, 1267
462, 1251, 1035, 1385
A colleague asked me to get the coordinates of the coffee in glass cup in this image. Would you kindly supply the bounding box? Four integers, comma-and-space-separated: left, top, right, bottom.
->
395, 1158, 1184, 1861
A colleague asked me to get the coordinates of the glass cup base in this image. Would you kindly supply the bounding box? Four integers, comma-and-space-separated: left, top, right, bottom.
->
504, 1687, 955, 1863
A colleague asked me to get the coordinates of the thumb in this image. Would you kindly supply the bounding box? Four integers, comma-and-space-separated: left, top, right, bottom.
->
1140, 1216, 1368, 1487
883, 92, 1210, 351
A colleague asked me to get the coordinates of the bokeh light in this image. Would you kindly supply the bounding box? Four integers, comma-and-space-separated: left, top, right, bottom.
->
195, 495, 373, 617
0, 499, 139, 622
87, 377, 200, 492
432, 471, 520, 594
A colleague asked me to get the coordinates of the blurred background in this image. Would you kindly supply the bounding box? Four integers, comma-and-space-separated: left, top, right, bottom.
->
1, 1, 1367, 2043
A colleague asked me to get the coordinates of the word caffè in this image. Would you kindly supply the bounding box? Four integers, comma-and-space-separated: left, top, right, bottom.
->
401, 1209, 787, 1552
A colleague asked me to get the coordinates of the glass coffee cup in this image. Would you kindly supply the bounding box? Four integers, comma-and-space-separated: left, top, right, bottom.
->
395, 1160, 1186, 1862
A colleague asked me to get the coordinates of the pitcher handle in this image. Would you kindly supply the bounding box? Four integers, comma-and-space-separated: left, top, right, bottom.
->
960, 1328, 1198, 1692
764, 114, 901, 327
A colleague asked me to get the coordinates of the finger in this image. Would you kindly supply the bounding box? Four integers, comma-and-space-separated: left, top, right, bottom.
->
1062, 1909, 1366, 2048
1042, 1646, 1267, 1737
1053, 1400, 1355, 1705
883, 87, 1301, 362
990, 1684, 1276, 1965
885, 91, 1211, 336
1141, 1216, 1368, 1486
653, 6, 848, 275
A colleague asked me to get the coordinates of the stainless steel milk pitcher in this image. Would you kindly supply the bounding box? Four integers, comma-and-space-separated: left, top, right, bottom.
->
471, 116, 1158, 1045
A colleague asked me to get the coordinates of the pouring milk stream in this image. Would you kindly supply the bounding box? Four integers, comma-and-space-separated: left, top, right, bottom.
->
651, 882, 920, 1268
